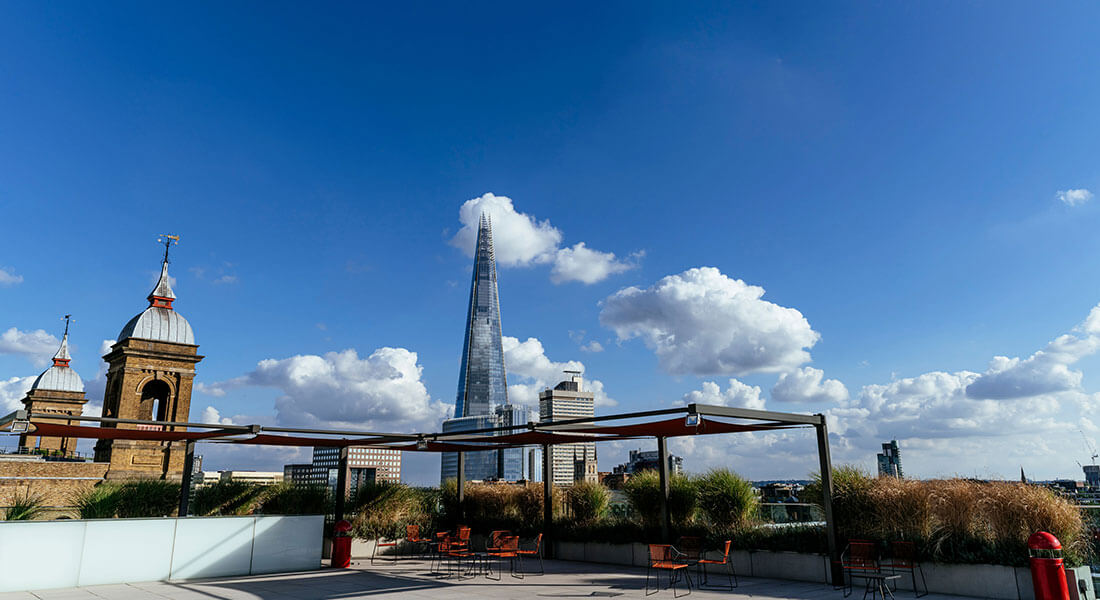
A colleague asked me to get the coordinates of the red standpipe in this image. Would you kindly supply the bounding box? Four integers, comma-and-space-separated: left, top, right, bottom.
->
1028, 531, 1070, 600
331, 520, 352, 568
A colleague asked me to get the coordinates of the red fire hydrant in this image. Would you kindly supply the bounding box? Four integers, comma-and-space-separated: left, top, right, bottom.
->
1028, 531, 1070, 600
331, 520, 352, 568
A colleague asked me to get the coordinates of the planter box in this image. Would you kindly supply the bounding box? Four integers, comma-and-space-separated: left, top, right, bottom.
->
584, 542, 634, 566
747, 550, 829, 583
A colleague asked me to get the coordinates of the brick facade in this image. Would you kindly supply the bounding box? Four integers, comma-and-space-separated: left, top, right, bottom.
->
0, 459, 109, 512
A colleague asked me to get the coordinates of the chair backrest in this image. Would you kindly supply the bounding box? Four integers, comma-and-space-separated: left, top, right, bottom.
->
719, 540, 731, 560
501, 536, 519, 552
458, 526, 471, 541
890, 541, 916, 565
489, 530, 509, 548
677, 536, 702, 559
406, 524, 419, 541
530, 533, 543, 551
648, 544, 673, 564
848, 541, 878, 568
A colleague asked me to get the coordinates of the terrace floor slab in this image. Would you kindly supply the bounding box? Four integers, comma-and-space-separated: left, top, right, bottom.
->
2, 559, 998, 600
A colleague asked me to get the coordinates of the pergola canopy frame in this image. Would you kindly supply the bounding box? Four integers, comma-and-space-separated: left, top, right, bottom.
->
0, 403, 842, 584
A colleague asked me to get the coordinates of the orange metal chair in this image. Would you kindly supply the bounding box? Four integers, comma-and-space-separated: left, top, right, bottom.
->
881, 541, 927, 597
696, 540, 737, 589
371, 535, 398, 565
487, 535, 522, 580
836, 540, 880, 597
454, 525, 471, 551
518, 533, 544, 575
405, 525, 431, 558
646, 544, 692, 597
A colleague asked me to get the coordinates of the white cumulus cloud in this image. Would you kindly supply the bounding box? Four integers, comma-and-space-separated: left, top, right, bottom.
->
771, 367, 849, 404
451, 193, 639, 284
550, 244, 641, 284
0, 328, 61, 367
0, 375, 35, 413
1057, 188, 1094, 207
199, 347, 451, 432
0, 267, 23, 286
502, 335, 616, 408
200, 406, 236, 425
599, 267, 820, 376
681, 379, 765, 410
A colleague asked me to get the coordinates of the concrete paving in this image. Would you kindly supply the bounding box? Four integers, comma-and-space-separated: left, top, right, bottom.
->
0, 558, 991, 600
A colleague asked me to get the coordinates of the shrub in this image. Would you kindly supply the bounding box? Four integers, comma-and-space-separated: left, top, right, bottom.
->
696, 468, 758, 530
350, 482, 433, 540
192, 481, 265, 516
803, 466, 1090, 567
4, 490, 46, 520
568, 480, 610, 524
72, 483, 121, 519
623, 470, 697, 528
257, 483, 330, 515
115, 479, 180, 518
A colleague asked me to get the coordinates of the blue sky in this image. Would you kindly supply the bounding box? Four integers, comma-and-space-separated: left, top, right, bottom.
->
3, 3, 1100, 484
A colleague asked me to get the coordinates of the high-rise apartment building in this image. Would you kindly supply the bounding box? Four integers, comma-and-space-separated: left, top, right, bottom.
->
539, 371, 596, 486
613, 448, 683, 476
877, 440, 903, 478
442, 213, 517, 482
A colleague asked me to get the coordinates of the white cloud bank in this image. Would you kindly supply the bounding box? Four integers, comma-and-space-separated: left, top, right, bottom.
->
600, 267, 819, 376
198, 347, 451, 432
0, 375, 35, 413
1057, 188, 1093, 207
503, 335, 616, 408
450, 193, 640, 284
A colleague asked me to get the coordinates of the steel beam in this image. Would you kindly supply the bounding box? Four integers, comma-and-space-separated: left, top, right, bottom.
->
690, 403, 824, 426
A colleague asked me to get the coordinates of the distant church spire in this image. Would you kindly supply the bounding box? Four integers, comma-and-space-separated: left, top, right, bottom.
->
148, 234, 179, 309
1021, 467, 1027, 484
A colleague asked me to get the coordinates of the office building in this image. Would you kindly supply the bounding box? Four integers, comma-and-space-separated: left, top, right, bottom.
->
294, 445, 402, 494
877, 440, 903, 478
218, 471, 284, 486
613, 448, 683, 476
539, 371, 597, 486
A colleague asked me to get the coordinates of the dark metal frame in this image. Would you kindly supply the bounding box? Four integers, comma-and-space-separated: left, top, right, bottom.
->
0, 402, 842, 579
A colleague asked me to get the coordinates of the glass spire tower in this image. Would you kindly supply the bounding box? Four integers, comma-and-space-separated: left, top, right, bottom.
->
454, 213, 508, 418
441, 213, 523, 482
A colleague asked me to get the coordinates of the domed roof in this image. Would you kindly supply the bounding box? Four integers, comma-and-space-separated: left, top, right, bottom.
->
30, 365, 84, 393
30, 330, 84, 393
118, 307, 195, 345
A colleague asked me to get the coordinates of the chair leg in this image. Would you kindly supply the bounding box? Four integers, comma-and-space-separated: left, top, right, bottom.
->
646, 565, 655, 596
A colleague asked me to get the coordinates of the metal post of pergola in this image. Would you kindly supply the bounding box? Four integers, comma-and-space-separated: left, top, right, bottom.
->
541, 442, 553, 558
178, 440, 195, 517
0, 402, 841, 578
656, 435, 671, 542
334, 446, 349, 523
456, 451, 465, 521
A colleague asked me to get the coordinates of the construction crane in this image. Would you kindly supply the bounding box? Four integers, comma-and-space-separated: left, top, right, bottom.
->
1081, 430, 1099, 465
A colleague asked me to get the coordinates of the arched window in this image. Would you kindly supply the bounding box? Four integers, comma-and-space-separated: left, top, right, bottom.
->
141, 380, 172, 422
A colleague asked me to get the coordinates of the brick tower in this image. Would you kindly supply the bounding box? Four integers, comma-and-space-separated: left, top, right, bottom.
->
94, 236, 203, 480
19, 316, 88, 456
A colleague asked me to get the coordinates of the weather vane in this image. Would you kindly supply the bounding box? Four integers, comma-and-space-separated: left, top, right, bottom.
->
157, 234, 180, 263
62, 314, 72, 337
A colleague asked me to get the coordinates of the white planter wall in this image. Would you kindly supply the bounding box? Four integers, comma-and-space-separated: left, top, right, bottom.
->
0, 515, 323, 592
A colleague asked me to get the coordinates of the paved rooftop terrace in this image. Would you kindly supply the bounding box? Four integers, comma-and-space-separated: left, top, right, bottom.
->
0, 559, 991, 600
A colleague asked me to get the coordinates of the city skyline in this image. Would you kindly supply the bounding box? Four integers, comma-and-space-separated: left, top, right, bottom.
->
3, 4, 1100, 485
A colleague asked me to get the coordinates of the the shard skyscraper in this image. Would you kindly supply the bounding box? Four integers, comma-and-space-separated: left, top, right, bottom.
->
441, 213, 525, 482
